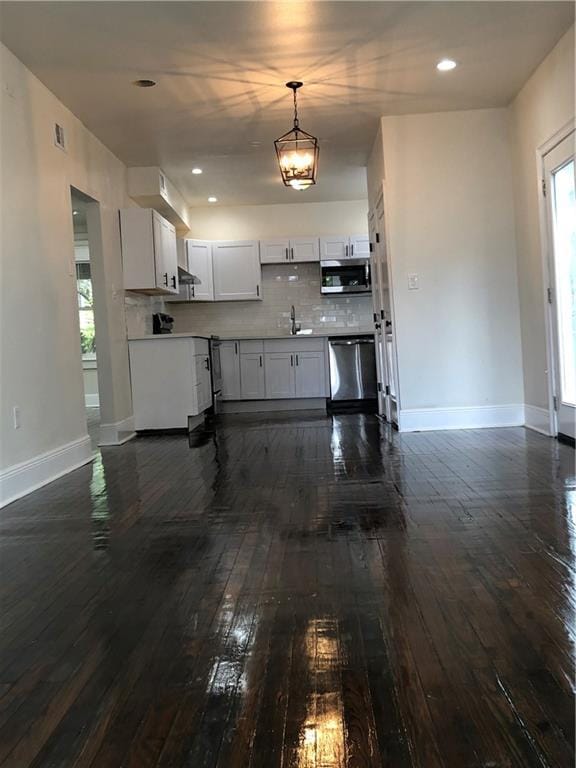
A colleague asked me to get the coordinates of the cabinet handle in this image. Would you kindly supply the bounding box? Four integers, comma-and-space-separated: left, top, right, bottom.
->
290, 354, 293, 367
291, 247, 294, 260
296, 354, 299, 366
191, 285, 195, 298
259, 355, 263, 367
163, 272, 168, 286
345, 245, 348, 258
285, 247, 289, 260
205, 357, 210, 371
171, 275, 176, 288
256, 285, 260, 297
234, 342, 238, 355
351, 243, 354, 256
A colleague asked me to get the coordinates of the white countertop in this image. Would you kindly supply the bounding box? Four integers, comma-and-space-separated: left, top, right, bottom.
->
129, 330, 374, 341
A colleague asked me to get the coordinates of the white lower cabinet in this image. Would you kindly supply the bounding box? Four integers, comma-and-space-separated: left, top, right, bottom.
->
220, 340, 241, 400
128, 337, 211, 429
294, 351, 326, 397
219, 337, 327, 402
240, 353, 266, 399
265, 353, 296, 398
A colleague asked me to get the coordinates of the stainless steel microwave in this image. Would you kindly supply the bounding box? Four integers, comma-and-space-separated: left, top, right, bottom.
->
320, 258, 371, 295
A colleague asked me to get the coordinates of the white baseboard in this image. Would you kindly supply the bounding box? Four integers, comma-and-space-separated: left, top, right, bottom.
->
85, 394, 100, 408
99, 415, 136, 446
524, 404, 553, 436
399, 404, 525, 432
0, 436, 93, 509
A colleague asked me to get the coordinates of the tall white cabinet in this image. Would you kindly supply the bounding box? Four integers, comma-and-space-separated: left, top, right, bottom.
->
120, 208, 179, 294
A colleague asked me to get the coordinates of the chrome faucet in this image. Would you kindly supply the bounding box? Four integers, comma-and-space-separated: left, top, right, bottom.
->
290, 305, 301, 336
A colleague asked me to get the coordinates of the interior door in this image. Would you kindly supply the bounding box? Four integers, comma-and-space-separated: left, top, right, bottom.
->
187, 240, 214, 301
368, 210, 388, 418
375, 184, 398, 425
544, 132, 576, 440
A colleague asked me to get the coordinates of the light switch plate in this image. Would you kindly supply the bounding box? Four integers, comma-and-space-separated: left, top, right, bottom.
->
407, 273, 419, 290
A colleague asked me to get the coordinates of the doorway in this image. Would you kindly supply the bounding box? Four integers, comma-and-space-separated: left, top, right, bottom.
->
543, 131, 576, 442
71, 189, 100, 450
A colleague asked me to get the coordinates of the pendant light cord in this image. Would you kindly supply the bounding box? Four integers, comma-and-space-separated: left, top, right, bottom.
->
293, 87, 299, 129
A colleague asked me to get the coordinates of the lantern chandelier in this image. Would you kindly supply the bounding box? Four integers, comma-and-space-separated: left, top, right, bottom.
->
274, 81, 319, 191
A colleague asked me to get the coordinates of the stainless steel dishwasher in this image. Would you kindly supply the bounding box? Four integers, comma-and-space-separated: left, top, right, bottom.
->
328, 336, 377, 401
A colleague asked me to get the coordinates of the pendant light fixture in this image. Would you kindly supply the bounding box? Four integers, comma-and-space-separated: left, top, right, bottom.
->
274, 81, 319, 190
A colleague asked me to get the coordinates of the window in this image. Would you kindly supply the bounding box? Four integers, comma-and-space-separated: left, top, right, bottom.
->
76, 262, 96, 356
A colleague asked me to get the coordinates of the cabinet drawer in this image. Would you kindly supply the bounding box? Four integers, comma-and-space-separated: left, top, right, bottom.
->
264, 338, 326, 354
239, 340, 264, 354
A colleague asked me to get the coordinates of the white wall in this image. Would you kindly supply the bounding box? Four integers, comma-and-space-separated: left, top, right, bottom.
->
376, 108, 524, 425
0, 43, 145, 501
187, 200, 368, 240
510, 25, 575, 415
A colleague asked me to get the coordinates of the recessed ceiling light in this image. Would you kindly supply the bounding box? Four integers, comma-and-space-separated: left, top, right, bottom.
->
133, 79, 156, 88
437, 59, 457, 72
208, 196, 218, 203
191, 168, 203, 175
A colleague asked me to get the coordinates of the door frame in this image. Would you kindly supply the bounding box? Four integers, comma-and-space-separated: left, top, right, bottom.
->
536, 118, 575, 437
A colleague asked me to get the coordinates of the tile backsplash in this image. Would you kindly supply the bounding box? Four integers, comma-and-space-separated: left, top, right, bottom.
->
124, 293, 166, 337
169, 263, 374, 336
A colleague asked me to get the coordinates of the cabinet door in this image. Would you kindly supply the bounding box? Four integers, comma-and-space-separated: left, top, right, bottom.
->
154, 213, 179, 294
187, 240, 214, 301
320, 236, 349, 260
294, 351, 326, 397
220, 341, 241, 400
260, 239, 290, 264
349, 234, 370, 259
212, 240, 261, 301
265, 353, 295, 399
152, 212, 170, 291
240, 353, 266, 399
290, 237, 320, 263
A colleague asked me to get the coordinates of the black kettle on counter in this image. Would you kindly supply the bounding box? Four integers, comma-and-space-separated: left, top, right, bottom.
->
152, 313, 174, 334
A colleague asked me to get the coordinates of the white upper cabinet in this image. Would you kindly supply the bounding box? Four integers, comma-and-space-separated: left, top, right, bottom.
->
120, 208, 179, 294
290, 237, 320, 263
260, 239, 290, 264
212, 240, 261, 301
320, 234, 369, 261
320, 236, 349, 260
349, 234, 370, 258
187, 240, 214, 301
260, 237, 320, 264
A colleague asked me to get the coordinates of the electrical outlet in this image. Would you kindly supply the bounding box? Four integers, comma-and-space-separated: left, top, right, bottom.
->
407, 273, 419, 290
13, 406, 21, 429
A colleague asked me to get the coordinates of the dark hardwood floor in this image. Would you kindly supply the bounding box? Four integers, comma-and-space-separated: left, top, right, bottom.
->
0, 413, 574, 767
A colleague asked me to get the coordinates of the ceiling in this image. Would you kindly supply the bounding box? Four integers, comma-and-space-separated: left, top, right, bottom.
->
1, 2, 573, 207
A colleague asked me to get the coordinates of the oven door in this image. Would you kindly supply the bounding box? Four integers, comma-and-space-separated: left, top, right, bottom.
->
320, 258, 371, 294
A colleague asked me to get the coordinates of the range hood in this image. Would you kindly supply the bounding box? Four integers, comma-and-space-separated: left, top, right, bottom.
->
178, 266, 200, 285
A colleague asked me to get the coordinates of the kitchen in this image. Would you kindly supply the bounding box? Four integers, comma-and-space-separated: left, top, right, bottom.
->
122, 196, 382, 431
